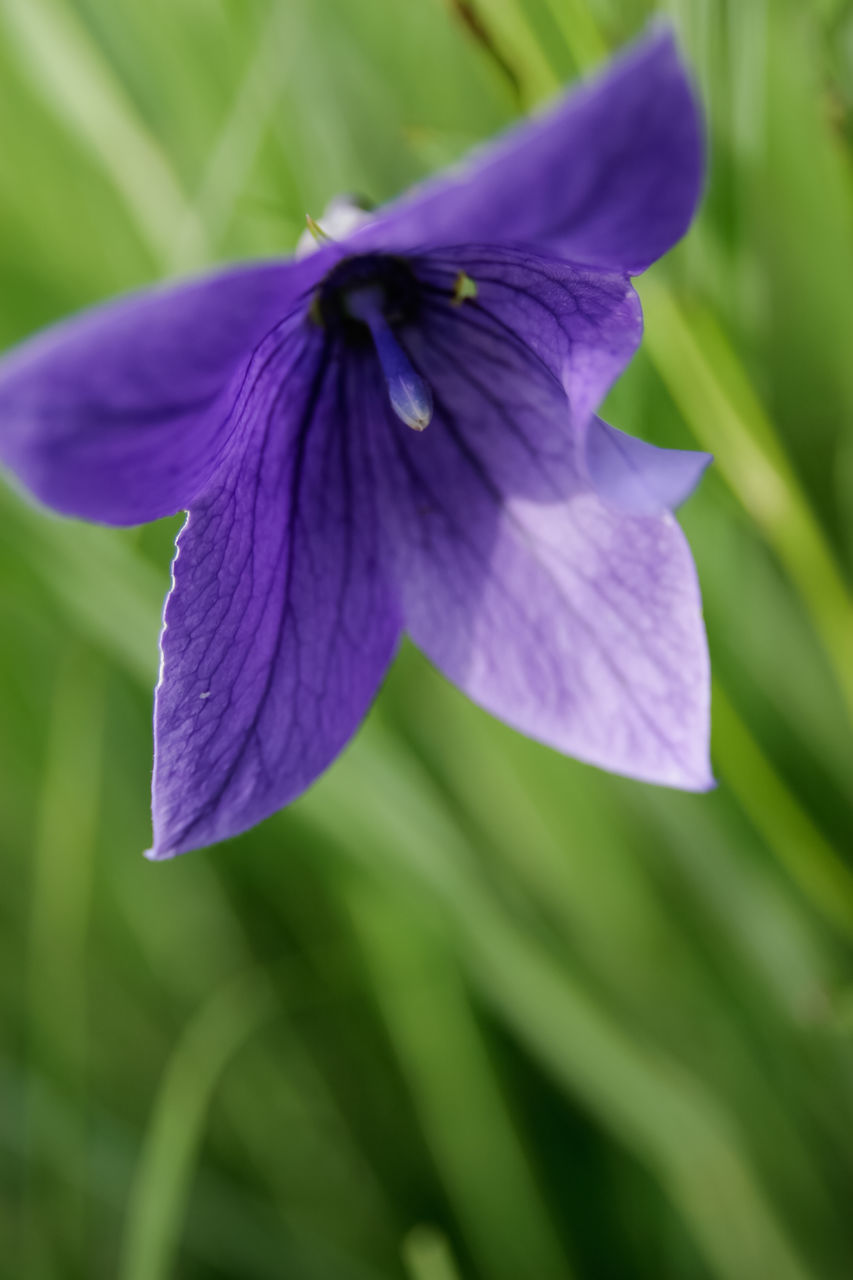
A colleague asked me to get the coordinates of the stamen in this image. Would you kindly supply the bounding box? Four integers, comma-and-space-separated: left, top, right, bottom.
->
452, 270, 478, 306
345, 286, 433, 431
296, 196, 374, 259
304, 213, 334, 246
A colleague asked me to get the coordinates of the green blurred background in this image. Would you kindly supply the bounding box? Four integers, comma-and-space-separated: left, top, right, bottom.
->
1, 0, 853, 1277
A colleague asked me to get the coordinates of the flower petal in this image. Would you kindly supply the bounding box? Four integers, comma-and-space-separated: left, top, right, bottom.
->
407, 245, 642, 498
369, 257, 711, 789
149, 321, 401, 858
356, 25, 703, 274
586, 416, 711, 515
382, 472, 711, 791
0, 258, 322, 525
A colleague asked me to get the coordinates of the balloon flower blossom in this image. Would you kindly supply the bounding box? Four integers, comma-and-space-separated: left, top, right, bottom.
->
0, 26, 712, 859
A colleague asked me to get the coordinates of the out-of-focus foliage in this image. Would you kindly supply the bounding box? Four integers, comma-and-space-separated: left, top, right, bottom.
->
1, 1, 852, 1277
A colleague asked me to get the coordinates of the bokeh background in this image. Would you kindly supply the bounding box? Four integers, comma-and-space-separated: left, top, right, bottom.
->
1, 0, 852, 1277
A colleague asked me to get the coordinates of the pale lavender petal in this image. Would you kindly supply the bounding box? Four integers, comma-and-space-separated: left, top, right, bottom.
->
353, 26, 703, 274
0, 257, 325, 525
369, 251, 711, 789
149, 319, 400, 858
586, 416, 711, 514
412, 492, 712, 789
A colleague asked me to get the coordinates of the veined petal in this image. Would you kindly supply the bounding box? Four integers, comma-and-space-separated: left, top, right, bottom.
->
149, 321, 400, 858
0, 256, 325, 525
354, 25, 703, 275
586, 416, 711, 515
369, 252, 711, 789
443, 494, 712, 789
409, 245, 642, 494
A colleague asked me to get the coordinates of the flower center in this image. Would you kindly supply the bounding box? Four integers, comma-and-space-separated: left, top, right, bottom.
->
311, 255, 433, 432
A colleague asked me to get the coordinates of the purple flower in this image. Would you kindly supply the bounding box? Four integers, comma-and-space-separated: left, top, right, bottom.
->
0, 26, 712, 859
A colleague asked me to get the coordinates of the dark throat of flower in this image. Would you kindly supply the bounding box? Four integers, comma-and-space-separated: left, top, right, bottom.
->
311, 255, 433, 432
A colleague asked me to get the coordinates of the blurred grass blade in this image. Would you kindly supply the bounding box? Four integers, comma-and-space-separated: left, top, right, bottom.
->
468, 903, 811, 1280
301, 725, 812, 1280
178, 1, 299, 261
536, 0, 608, 70
640, 279, 853, 725
440, 0, 523, 101
0, 0, 206, 271
712, 680, 853, 935
3, 490, 162, 685
23, 652, 103, 1273
119, 972, 274, 1280
350, 885, 572, 1280
402, 1227, 465, 1280
459, 0, 560, 103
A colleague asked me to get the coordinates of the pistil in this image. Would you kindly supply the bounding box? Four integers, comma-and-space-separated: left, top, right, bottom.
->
345, 286, 433, 432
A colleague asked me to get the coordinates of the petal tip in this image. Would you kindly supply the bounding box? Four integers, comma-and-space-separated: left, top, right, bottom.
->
628, 755, 715, 794
673, 449, 713, 509
633, 18, 691, 80
686, 767, 718, 794
643, 15, 679, 47
586, 419, 713, 515
143, 842, 179, 863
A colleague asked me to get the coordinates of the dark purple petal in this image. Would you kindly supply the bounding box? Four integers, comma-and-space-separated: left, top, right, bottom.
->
354, 26, 703, 274
586, 416, 711, 514
369, 251, 711, 789
407, 245, 642, 498
148, 319, 401, 858
0, 257, 325, 525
